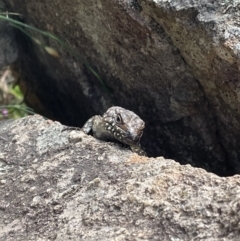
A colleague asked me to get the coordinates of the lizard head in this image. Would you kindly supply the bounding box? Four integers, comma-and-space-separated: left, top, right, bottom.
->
102, 106, 145, 146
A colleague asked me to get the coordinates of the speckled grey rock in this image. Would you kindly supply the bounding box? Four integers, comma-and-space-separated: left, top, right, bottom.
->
3, 0, 240, 176
0, 115, 240, 240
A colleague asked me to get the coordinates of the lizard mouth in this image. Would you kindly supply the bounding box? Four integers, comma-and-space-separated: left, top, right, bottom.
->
111, 124, 143, 146
121, 131, 141, 145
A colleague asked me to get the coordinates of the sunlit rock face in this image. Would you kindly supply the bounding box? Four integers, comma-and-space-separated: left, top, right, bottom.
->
1, 115, 240, 240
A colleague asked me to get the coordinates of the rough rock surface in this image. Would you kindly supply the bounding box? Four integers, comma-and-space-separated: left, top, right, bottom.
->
3, 0, 240, 175
0, 115, 240, 240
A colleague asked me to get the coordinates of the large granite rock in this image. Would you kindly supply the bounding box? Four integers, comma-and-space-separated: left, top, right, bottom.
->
0, 115, 240, 240
3, 0, 240, 175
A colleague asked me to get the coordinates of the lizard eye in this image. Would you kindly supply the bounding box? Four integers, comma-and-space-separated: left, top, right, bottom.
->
116, 114, 122, 124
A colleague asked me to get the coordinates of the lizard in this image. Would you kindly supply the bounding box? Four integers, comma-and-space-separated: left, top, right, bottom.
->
66, 106, 146, 156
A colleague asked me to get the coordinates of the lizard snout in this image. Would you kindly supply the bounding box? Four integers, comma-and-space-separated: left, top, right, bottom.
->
126, 131, 140, 142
